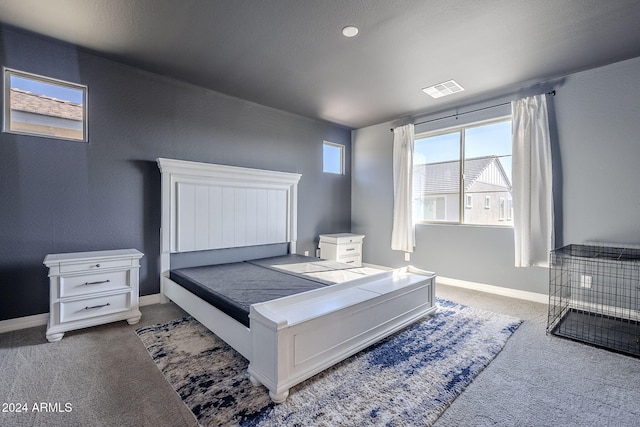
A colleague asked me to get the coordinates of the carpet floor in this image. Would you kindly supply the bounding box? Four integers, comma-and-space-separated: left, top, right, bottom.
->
136, 298, 521, 426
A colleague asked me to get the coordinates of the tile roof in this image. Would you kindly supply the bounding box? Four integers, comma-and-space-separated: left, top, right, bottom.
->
414, 156, 511, 194
9, 88, 83, 121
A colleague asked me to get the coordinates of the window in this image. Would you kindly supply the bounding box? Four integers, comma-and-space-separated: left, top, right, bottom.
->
323, 141, 344, 174
3, 68, 87, 142
465, 194, 473, 209
413, 118, 512, 226
414, 195, 446, 221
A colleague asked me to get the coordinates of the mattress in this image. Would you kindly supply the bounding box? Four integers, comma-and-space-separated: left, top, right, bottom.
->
169, 254, 385, 327
250, 256, 385, 283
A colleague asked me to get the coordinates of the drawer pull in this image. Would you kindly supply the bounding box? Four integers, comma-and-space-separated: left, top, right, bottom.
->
345, 260, 355, 264
95, 264, 101, 268
84, 303, 111, 310
83, 279, 111, 286
346, 248, 355, 252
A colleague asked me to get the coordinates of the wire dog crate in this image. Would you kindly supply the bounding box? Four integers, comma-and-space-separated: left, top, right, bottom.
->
547, 244, 640, 357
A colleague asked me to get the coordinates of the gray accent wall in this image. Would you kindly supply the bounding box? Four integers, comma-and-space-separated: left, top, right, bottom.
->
0, 27, 352, 321
352, 55, 640, 296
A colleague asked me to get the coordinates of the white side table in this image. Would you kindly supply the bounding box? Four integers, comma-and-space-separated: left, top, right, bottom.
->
44, 249, 144, 342
319, 233, 365, 266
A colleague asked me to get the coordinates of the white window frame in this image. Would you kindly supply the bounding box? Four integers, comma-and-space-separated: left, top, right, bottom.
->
3, 67, 88, 142
413, 116, 512, 227
484, 195, 491, 209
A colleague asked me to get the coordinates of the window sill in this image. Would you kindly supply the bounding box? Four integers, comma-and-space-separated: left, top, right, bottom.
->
415, 221, 513, 229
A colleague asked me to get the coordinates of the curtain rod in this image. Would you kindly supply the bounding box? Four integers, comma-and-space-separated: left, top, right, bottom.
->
390, 90, 556, 132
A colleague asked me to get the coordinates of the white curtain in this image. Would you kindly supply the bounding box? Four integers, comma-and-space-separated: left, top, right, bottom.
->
511, 94, 554, 267
391, 123, 415, 252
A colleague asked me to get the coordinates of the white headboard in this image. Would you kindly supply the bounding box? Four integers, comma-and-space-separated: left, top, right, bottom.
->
157, 158, 302, 282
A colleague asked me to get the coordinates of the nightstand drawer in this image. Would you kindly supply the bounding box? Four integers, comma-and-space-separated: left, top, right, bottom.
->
60, 292, 131, 323
60, 258, 132, 274
60, 270, 129, 298
336, 254, 361, 266
335, 236, 363, 244
337, 243, 360, 257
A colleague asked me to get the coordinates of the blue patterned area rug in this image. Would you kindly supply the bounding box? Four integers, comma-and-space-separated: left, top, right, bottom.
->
136, 299, 521, 426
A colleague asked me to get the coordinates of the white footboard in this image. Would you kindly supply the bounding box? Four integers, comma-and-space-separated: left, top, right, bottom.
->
247, 266, 436, 403
162, 276, 252, 359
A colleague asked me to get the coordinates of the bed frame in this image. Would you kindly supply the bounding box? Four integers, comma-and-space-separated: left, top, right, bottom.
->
157, 158, 436, 403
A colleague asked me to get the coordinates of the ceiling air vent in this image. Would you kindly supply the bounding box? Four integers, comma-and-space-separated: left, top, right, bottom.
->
422, 80, 464, 98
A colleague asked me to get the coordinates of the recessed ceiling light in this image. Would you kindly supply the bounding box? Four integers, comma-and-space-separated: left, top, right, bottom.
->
342, 26, 359, 38
422, 80, 465, 98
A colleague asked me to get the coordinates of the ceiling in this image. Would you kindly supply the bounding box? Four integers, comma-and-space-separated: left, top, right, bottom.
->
1, 0, 640, 129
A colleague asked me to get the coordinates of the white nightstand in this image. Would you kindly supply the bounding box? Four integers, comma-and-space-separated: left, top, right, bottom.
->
44, 249, 144, 342
319, 233, 365, 266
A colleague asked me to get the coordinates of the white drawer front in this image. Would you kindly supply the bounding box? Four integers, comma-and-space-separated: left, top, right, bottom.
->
60, 258, 132, 274
337, 243, 360, 257
335, 236, 363, 244
336, 254, 362, 266
60, 293, 131, 323
60, 270, 130, 298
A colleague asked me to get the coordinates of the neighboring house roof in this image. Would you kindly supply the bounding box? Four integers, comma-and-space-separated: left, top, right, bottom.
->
414, 156, 512, 194
9, 88, 83, 121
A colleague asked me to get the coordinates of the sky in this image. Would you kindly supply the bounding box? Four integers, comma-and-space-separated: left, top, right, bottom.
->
414, 120, 512, 179
323, 143, 343, 174
10, 75, 84, 104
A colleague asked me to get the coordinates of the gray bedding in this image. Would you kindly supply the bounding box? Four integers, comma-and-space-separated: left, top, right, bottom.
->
169, 255, 333, 327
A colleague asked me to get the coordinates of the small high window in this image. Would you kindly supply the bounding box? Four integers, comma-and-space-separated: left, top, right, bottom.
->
323, 141, 344, 174
3, 68, 87, 142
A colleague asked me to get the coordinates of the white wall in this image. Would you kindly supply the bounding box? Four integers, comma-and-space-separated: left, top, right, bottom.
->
352, 55, 640, 296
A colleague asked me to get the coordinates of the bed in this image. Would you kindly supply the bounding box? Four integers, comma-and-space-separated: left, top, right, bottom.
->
157, 158, 437, 403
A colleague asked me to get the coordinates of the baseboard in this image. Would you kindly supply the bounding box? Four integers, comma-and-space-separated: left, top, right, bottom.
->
140, 293, 162, 306
437, 276, 548, 304
0, 312, 49, 335
0, 293, 163, 335
362, 262, 394, 271
364, 263, 547, 304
